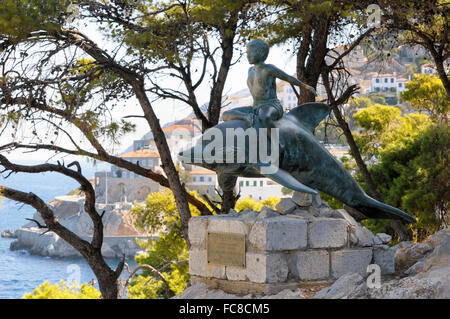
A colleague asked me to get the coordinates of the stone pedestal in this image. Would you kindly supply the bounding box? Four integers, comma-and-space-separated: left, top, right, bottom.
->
188, 205, 394, 295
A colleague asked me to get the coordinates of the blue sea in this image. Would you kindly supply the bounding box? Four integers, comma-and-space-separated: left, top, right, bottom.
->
0, 161, 136, 299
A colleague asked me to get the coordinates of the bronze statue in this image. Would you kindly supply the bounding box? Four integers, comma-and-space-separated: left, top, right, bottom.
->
179, 39, 416, 223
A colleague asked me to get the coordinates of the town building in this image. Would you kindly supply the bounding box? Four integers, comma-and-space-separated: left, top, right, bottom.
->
187, 168, 218, 196
94, 149, 162, 204
237, 177, 283, 201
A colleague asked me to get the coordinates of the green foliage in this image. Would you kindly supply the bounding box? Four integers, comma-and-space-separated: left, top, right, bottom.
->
67, 188, 82, 196
0, 0, 68, 39
234, 196, 262, 212
369, 125, 449, 240
233, 195, 279, 213
260, 196, 280, 210
128, 190, 207, 299
353, 104, 431, 162
22, 280, 101, 299
281, 186, 294, 195
367, 93, 387, 105
352, 102, 448, 240
401, 74, 449, 123
320, 192, 343, 210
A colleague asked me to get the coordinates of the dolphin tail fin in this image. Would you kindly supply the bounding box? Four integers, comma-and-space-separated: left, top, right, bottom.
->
255, 165, 318, 195
353, 195, 416, 223
286, 102, 330, 132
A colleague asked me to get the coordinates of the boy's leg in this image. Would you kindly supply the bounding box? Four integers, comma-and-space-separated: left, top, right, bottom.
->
257, 105, 283, 149
257, 105, 280, 130
222, 107, 253, 123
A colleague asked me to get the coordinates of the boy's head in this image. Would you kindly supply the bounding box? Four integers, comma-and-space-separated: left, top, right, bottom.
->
246, 39, 269, 64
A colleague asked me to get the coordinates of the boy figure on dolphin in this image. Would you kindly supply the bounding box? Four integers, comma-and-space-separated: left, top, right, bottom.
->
222, 39, 316, 132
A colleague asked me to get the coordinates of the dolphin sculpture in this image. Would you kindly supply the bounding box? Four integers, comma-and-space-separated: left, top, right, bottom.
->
178, 102, 416, 223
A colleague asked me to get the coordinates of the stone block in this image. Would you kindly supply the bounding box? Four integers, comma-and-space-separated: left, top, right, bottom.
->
226, 265, 247, 281
352, 226, 375, 247
249, 217, 307, 251
208, 216, 248, 235
188, 247, 226, 279
373, 245, 395, 275
292, 192, 312, 207
275, 198, 297, 214
246, 253, 288, 283
257, 206, 280, 219
308, 218, 349, 248
188, 216, 209, 247
189, 247, 206, 277
375, 233, 392, 244
331, 248, 373, 278
290, 250, 330, 280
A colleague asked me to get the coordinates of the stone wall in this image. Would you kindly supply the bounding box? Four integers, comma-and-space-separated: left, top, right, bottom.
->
188, 194, 395, 295
94, 173, 161, 203
11, 228, 152, 258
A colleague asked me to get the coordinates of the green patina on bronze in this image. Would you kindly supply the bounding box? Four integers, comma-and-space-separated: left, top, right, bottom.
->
178, 39, 416, 224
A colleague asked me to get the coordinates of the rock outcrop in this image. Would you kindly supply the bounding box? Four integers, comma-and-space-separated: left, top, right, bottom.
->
312, 228, 450, 299
1, 229, 17, 238
8, 195, 150, 258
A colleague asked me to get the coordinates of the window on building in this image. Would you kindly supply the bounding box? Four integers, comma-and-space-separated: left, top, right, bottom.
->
239, 181, 243, 187
253, 181, 257, 187
193, 177, 196, 182
398, 83, 402, 87
391, 78, 394, 83
376, 79, 380, 83
208, 177, 212, 182
354, 51, 358, 55
384, 78, 388, 83
260, 181, 263, 187
200, 176, 204, 182
246, 181, 249, 186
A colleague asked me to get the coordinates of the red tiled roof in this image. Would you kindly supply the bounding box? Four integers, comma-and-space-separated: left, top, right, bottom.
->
373, 73, 394, 78
189, 169, 216, 175
120, 149, 160, 158
163, 124, 195, 132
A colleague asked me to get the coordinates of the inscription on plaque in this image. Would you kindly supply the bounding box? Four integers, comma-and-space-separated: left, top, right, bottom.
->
207, 232, 246, 268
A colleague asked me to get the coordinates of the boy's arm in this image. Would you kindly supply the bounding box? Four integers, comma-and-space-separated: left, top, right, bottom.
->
267, 64, 316, 95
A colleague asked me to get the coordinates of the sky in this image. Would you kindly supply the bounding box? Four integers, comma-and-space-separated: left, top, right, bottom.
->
0, 21, 297, 163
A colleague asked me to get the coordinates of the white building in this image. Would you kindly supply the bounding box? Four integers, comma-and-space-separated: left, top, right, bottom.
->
236, 177, 283, 201
396, 78, 409, 94
370, 73, 398, 93
187, 168, 218, 196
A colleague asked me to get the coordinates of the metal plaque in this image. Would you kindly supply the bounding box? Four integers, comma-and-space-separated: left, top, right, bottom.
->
207, 232, 246, 268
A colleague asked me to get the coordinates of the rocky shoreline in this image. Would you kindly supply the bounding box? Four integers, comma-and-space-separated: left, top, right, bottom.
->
2, 195, 151, 258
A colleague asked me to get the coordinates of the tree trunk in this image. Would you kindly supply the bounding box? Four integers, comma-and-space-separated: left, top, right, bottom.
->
431, 54, 450, 100
131, 82, 192, 248
86, 252, 120, 299
218, 174, 238, 214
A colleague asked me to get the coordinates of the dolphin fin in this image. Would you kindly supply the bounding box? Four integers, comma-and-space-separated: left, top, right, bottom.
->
286, 102, 330, 132
254, 164, 318, 195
